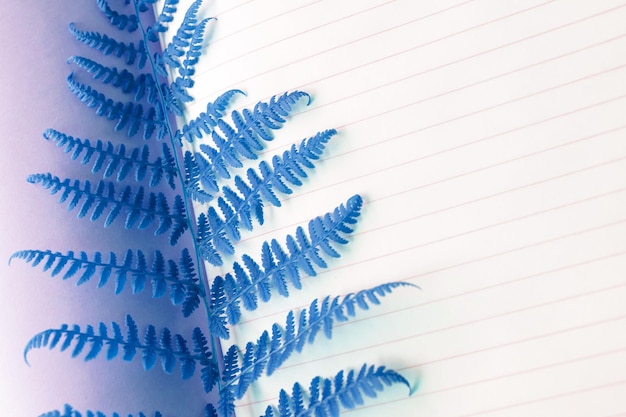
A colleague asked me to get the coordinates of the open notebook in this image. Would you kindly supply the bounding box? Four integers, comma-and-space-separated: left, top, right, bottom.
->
159, 1, 626, 416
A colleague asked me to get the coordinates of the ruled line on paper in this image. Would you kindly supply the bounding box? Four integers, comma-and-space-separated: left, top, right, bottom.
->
240, 312, 626, 407
336, 61, 626, 132
297, 31, 626, 123
291, 17, 626, 96
241, 125, 626, 244
210, 0, 323, 45
241, 279, 626, 372
285, 121, 626, 207
235, 227, 626, 328
240, 339, 626, 407
335, 379, 626, 416
195, 0, 560, 99
250, 53, 626, 162
457, 380, 626, 417
193, 0, 626, 103
214, 0, 256, 17
327, 249, 626, 333
199, 0, 397, 74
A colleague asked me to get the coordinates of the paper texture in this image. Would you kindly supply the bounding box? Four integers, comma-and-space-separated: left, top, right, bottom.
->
167, 0, 626, 416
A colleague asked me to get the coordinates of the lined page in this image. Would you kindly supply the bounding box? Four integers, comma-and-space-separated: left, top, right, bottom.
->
165, 1, 626, 416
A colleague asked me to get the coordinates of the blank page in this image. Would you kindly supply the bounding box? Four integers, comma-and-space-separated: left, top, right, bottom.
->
161, 1, 626, 416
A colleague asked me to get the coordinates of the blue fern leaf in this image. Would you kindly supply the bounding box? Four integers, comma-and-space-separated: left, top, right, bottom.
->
69, 23, 148, 68
218, 387, 236, 417
176, 89, 244, 144
182, 91, 309, 169
10, 249, 202, 315
192, 327, 218, 393
208, 276, 229, 339
183, 150, 216, 203
194, 130, 337, 264
265, 365, 410, 417
207, 195, 363, 338
179, 248, 203, 317
189, 90, 311, 176
123, 314, 140, 360
219, 282, 413, 398
159, 327, 175, 374
38, 403, 163, 417
171, 17, 213, 104
84, 325, 104, 361
235, 342, 255, 398
68, 56, 158, 103
160, 0, 203, 70
219, 346, 238, 417
24, 315, 206, 381
96, 0, 140, 32
169, 195, 190, 245
66, 73, 166, 140
204, 403, 218, 417
147, 0, 179, 42
27, 173, 186, 240
142, 324, 158, 370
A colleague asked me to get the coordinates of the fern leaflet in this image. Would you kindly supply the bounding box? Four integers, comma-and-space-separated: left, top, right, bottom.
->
67, 73, 166, 140
69, 23, 148, 69
262, 365, 410, 417
27, 173, 187, 244
68, 56, 159, 103
207, 194, 363, 338
43, 129, 177, 188
96, 0, 140, 33
24, 314, 215, 383
219, 282, 415, 400
195, 129, 337, 265
39, 403, 163, 417
10, 248, 202, 315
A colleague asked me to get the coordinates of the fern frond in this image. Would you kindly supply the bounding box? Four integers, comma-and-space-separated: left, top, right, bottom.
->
27, 173, 187, 243
171, 16, 213, 104
147, 0, 179, 42
43, 129, 177, 188
96, 0, 139, 32
192, 328, 220, 392
69, 23, 148, 68
67, 74, 166, 140
176, 88, 244, 144
221, 282, 414, 396
204, 403, 218, 417
178, 90, 310, 160
9, 248, 202, 314
183, 151, 217, 203
263, 365, 410, 417
161, 0, 203, 69
208, 195, 363, 337
68, 56, 158, 103
194, 90, 311, 176
39, 403, 163, 417
195, 130, 337, 265
181, 96, 319, 217
24, 315, 213, 380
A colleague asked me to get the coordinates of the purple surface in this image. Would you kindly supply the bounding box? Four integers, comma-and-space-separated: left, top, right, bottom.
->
0, 2, 211, 416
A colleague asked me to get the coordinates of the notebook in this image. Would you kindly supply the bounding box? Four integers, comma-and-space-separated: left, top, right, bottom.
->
152, 0, 626, 416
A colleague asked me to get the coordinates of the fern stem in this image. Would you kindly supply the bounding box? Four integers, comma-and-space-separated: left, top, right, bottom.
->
132, 0, 221, 390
